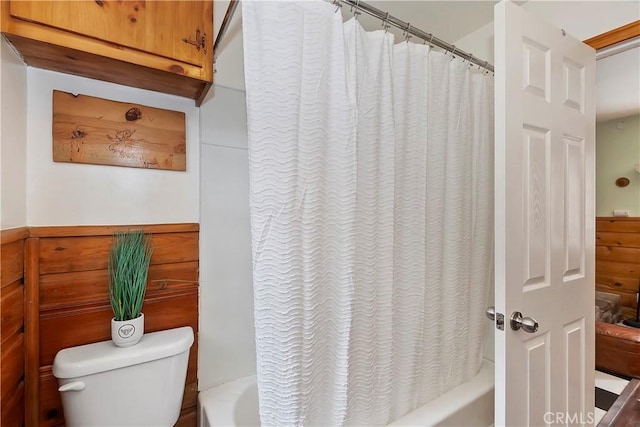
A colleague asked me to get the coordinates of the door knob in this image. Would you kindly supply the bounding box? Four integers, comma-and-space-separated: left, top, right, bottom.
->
485, 306, 496, 321
510, 311, 539, 333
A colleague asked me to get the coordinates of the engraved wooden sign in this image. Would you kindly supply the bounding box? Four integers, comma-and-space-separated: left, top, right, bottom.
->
52, 91, 186, 171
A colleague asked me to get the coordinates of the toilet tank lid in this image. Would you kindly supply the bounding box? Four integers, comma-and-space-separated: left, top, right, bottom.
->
52, 326, 194, 379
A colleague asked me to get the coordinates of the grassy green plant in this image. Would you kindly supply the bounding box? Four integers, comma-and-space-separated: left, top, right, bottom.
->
108, 230, 154, 321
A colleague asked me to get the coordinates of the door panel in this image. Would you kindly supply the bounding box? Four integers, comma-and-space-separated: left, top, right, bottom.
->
9, 1, 209, 67
495, 2, 595, 426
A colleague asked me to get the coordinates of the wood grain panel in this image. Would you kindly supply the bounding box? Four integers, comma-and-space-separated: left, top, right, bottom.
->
1, 228, 27, 427
30, 223, 198, 238
1, 226, 29, 244
186, 341, 198, 384
1, 334, 25, 400
3, 32, 210, 104
596, 260, 640, 277
20, 224, 198, 425
40, 261, 198, 311
595, 245, 640, 264
53, 90, 186, 171
1, 239, 24, 288
39, 367, 64, 426
1, 280, 25, 342
40, 289, 197, 366
25, 237, 40, 426
596, 231, 640, 248
596, 218, 640, 233
596, 218, 640, 320
1, 381, 25, 427
182, 380, 199, 411
596, 274, 640, 294
39, 232, 198, 274
9, 0, 209, 68
2, 0, 213, 104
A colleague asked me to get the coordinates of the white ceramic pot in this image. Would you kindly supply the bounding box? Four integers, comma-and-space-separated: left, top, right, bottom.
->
111, 313, 144, 347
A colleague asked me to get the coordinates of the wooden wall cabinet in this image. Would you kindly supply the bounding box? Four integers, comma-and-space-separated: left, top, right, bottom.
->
1, 0, 213, 105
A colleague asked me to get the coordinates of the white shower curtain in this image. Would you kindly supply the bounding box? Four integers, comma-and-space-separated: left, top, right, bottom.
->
243, 1, 494, 425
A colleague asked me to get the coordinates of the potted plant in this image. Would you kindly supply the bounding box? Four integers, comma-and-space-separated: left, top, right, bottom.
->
108, 229, 154, 347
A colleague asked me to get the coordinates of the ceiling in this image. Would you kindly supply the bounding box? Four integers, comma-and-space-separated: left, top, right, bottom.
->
596, 42, 640, 122
339, 1, 502, 43
211, 0, 640, 121
214, 0, 502, 51
211, 0, 511, 95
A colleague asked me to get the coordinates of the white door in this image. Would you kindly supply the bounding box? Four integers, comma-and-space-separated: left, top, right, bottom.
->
494, 2, 596, 426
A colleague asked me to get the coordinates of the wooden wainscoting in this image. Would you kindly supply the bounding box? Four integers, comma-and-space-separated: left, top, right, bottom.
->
1, 227, 29, 427
596, 217, 640, 318
7, 223, 200, 427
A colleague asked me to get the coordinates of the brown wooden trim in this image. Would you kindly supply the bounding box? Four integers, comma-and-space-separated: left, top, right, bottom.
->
584, 20, 640, 50
597, 217, 640, 221
598, 379, 640, 427
28, 223, 199, 238
1, 227, 29, 244
3, 224, 200, 239
24, 237, 40, 427
196, 80, 213, 107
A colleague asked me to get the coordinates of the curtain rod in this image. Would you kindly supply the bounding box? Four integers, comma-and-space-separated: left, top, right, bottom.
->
213, 0, 494, 73
337, 0, 494, 72
213, 0, 239, 61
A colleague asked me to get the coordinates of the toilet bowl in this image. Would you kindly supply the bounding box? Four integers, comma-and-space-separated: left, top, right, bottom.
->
53, 326, 194, 426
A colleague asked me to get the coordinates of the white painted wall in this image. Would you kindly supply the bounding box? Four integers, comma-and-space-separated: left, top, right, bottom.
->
1, 39, 28, 229
26, 68, 199, 226
455, 1, 640, 63
596, 114, 640, 216
213, 0, 245, 92
199, 85, 256, 389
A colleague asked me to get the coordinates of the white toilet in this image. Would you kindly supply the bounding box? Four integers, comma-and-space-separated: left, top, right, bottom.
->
52, 326, 194, 426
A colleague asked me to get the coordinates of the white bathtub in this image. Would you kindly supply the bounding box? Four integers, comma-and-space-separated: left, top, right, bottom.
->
199, 359, 494, 427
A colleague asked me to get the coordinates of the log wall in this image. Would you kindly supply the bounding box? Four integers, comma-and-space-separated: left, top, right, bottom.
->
1, 227, 29, 427
596, 217, 640, 319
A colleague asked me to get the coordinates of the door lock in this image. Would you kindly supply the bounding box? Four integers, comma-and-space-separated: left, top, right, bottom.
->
486, 306, 505, 331
485, 306, 496, 320
510, 311, 539, 333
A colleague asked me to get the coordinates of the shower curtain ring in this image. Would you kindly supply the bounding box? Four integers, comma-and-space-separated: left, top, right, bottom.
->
333, 0, 341, 13
428, 33, 434, 48
353, 0, 361, 19
382, 12, 390, 32
450, 46, 457, 59
404, 23, 412, 42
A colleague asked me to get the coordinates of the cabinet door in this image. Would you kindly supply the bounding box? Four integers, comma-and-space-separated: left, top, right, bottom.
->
9, 0, 212, 68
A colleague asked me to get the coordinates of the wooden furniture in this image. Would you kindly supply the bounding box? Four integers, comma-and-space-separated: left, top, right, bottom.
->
598, 379, 640, 427
596, 322, 640, 379
1, 0, 213, 105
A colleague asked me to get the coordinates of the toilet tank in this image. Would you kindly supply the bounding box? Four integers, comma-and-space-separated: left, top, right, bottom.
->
53, 326, 194, 427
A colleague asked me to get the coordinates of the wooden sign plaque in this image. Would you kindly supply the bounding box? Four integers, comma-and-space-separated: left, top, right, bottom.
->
52, 91, 186, 171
